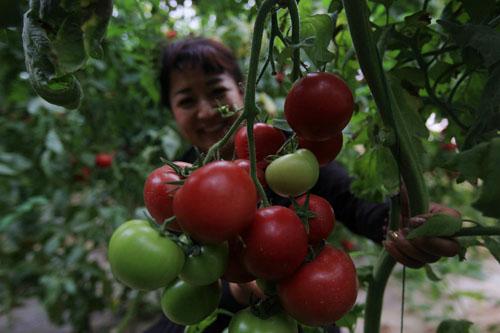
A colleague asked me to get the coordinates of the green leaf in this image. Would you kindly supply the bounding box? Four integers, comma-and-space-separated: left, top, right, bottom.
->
449, 137, 500, 218
335, 304, 364, 330
437, 319, 474, 333
438, 20, 500, 68
407, 214, 462, 239
483, 237, 500, 264
390, 67, 426, 88
301, 14, 335, 68
53, 14, 86, 73
460, 0, 496, 23
81, 0, 113, 59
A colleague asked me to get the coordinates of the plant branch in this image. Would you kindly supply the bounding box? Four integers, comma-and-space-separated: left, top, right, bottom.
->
454, 226, 500, 237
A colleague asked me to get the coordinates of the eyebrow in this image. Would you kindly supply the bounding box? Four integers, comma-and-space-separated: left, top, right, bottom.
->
173, 76, 224, 96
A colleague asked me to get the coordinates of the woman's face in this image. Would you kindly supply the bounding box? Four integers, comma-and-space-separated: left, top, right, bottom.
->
169, 66, 243, 154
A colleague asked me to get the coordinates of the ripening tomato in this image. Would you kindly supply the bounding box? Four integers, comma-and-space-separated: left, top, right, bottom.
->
242, 206, 308, 280
275, 72, 286, 85
143, 162, 191, 231
223, 237, 255, 283
285, 72, 354, 141
160, 279, 221, 325
298, 133, 343, 166
173, 161, 258, 244
265, 149, 319, 197
95, 153, 113, 168
165, 30, 177, 39
234, 123, 286, 163
108, 220, 185, 291
278, 245, 358, 326
179, 242, 229, 286
233, 159, 267, 188
291, 194, 335, 244
228, 308, 298, 333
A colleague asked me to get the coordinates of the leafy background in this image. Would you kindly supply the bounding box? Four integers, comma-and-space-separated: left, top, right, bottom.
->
1, 0, 499, 332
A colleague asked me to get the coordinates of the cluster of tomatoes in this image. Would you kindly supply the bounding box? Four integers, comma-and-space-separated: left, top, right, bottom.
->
108, 72, 357, 331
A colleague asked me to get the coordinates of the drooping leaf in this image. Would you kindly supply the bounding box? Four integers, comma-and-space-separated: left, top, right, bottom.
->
448, 137, 500, 218
437, 319, 474, 333
301, 14, 335, 68
53, 14, 86, 73
407, 214, 463, 239
483, 237, 500, 264
424, 264, 442, 282
81, 0, 113, 59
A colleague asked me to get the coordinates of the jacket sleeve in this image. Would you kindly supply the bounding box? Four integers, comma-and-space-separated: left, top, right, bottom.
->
311, 161, 389, 243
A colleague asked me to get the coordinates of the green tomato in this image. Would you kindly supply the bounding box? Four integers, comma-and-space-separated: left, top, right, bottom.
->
179, 242, 229, 286
108, 219, 185, 290
228, 308, 298, 333
265, 149, 319, 197
161, 279, 221, 325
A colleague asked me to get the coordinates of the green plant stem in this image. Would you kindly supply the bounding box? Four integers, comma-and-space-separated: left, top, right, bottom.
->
454, 226, 500, 237
115, 291, 142, 333
342, 1, 430, 332
286, 0, 301, 81
202, 111, 246, 165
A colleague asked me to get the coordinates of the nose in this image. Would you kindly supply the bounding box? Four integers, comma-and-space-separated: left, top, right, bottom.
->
197, 98, 218, 120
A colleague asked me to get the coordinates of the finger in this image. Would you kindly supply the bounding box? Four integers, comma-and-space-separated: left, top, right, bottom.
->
429, 202, 461, 218
409, 236, 460, 258
389, 230, 440, 263
383, 240, 425, 269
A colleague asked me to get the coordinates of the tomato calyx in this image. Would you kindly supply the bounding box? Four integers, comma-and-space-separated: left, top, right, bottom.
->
290, 194, 317, 231
249, 294, 282, 320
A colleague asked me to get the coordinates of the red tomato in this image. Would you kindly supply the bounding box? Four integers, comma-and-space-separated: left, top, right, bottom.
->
242, 206, 308, 281
143, 162, 191, 231
291, 194, 335, 245
285, 72, 354, 141
278, 245, 358, 326
165, 30, 177, 39
233, 159, 267, 188
234, 123, 286, 162
222, 237, 255, 283
341, 239, 355, 252
74, 166, 91, 182
95, 153, 113, 168
298, 133, 343, 166
440, 143, 457, 152
173, 161, 258, 244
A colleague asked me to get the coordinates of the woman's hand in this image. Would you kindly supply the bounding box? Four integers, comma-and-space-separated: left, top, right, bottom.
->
383, 203, 461, 268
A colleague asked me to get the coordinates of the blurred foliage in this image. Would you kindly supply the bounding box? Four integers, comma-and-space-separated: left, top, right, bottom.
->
0, 0, 499, 331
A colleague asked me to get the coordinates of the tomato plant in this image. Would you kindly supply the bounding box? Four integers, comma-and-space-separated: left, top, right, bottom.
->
285, 72, 354, 141
228, 308, 298, 333
242, 206, 308, 280
179, 242, 229, 286
160, 279, 221, 325
278, 245, 358, 326
107, 220, 185, 291
234, 123, 286, 163
173, 161, 257, 243
291, 194, 335, 245
265, 149, 319, 197
298, 133, 343, 166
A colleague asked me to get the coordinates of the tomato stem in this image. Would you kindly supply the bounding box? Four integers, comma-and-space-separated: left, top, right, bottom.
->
454, 226, 500, 237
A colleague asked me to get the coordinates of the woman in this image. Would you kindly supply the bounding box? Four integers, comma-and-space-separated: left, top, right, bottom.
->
146, 37, 460, 333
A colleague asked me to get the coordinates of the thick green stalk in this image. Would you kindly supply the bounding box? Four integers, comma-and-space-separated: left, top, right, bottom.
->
287, 0, 301, 80
454, 226, 500, 237
342, 1, 429, 332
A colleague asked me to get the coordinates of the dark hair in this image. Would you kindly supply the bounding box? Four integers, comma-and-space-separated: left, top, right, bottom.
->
159, 37, 244, 109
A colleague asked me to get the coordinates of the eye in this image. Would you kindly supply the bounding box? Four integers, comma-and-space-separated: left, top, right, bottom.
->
178, 97, 195, 108
210, 87, 228, 100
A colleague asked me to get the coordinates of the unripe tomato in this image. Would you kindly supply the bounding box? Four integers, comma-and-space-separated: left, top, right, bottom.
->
278, 245, 358, 326
143, 162, 191, 231
95, 153, 113, 168
285, 72, 354, 141
298, 133, 343, 166
234, 123, 286, 162
242, 206, 308, 280
229, 308, 298, 333
173, 161, 257, 244
160, 279, 221, 325
179, 242, 229, 286
265, 149, 319, 197
291, 194, 335, 244
108, 220, 185, 291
